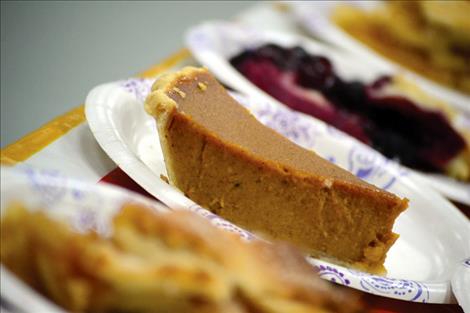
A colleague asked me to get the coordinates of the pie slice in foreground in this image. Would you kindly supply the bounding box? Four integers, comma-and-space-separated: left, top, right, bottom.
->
145, 67, 408, 273
1, 203, 364, 313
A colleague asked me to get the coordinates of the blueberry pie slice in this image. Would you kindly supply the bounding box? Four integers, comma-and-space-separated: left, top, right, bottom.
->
231, 44, 470, 181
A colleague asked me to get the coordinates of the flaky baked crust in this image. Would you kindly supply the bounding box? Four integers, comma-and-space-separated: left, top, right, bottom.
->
1, 203, 364, 313
145, 67, 209, 188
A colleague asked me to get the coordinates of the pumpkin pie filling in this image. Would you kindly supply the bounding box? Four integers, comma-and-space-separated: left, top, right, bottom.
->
145, 67, 408, 274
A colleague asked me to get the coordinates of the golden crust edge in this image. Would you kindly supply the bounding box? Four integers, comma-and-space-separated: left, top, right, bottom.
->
144, 66, 208, 117
145, 67, 209, 188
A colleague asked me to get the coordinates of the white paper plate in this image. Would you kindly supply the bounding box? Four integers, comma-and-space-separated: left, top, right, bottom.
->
85, 76, 470, 303
185, 21, 470, 205
287, 1, 470, 115
0, 166, 170, 313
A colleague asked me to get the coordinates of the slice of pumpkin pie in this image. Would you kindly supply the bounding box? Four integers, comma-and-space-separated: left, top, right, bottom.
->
145, 66, 408, 273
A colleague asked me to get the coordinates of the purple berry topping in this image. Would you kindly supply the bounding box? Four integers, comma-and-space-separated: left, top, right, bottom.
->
230, 44, 466, 173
